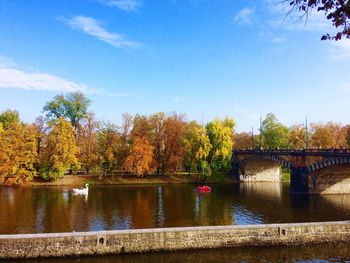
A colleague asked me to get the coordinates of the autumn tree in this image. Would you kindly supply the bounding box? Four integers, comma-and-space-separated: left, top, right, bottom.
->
39, 118, 79, 181
183, 121, 212, 174
115, 113, 133, 175
149, 112, 166, 174
0, 109, 20, 130
123, 136, 155, 177
162, 113, 186, 173
77, 113, 99, 174
131, 114, 153, 140
97, 122, 119, 177
233, 132, 255, 149
206, 117, 235, 171
261, 113, 290, 149
0, 123, 37, 183
288, 0, 350, 40
310, 122, 347, 148
344, 124, 350, 147
43, 92, 90, 131
289, 124, 306, 149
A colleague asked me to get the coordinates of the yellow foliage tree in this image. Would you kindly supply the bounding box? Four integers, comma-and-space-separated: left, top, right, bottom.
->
183, 121, 212, 174
123, 137, 155, 177
0, 123, 37, 183
39, 118, 79, 181
310, 122, 347, 149
289, 124, 306, 149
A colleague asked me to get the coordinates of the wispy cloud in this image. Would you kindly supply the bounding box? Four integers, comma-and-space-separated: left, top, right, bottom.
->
234, 106, 259, 120
267, 1, 332, 33
96, 0, 142, 11
234, 8, 255, 26
60, 16, 140, 49
328, 40, 350, 60
0, 67, 94, 93
0, 56, 126, 97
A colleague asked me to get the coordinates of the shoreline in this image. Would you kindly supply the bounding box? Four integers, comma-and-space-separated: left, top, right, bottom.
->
0, 172, 239, 187
1, 221, 350, 259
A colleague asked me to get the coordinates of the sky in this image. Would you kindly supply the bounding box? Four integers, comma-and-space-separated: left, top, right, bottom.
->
0, 0, 350, 132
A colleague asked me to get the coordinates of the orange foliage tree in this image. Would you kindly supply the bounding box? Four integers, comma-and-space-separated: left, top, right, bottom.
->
233, 132, 254, 150
162, 113, 186, 173
123, 137, 155, 177
77, 113, 99, 174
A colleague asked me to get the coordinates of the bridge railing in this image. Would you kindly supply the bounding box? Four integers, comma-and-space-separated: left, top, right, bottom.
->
233, 148, 350, 155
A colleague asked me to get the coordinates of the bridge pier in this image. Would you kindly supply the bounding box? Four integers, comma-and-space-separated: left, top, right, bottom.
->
233, 149, 350, 194
290, 168, 309, 194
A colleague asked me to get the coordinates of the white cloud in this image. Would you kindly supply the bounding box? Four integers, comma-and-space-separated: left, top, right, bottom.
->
328, 40, 350, 60
234, 8, 255, 26
96, 0, 142, 11
0, 58, 126, 97
60, 16, 140, 49
271, 36, 287, 43
0, 67, 94, 93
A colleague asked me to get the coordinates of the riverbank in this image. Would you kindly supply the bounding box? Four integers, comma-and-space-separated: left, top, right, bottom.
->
1, 221, 350, 259
1, 172, 237, 187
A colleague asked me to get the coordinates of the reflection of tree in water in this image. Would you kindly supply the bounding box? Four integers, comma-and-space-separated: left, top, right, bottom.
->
0, 187, 38, 234
156, 186, 164, 227
3, 183, 350, 234
89, 186, 159, 230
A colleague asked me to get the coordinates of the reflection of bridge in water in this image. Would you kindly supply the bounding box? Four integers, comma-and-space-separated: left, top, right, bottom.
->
232, 149, 350, 194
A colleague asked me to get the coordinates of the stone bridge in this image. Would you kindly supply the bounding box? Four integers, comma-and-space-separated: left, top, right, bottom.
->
232, 149, 350, 194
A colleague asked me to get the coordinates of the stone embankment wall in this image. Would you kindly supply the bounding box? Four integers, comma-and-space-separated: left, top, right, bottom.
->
1, 221, 350, 259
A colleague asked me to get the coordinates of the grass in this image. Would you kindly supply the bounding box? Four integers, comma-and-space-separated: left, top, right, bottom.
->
282, 170, 291, 181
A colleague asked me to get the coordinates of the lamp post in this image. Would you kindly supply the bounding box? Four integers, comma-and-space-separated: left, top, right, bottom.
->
259, 115, 262, 150
305, 116, 308, 149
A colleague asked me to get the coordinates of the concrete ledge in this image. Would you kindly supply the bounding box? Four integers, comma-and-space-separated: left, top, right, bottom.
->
1, 221, 350, 259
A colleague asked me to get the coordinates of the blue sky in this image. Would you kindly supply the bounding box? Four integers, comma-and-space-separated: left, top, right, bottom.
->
0, 0, 349, 132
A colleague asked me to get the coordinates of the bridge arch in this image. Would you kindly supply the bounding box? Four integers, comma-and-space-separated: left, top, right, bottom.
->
239, 155, 293, 170
237, 155, 292, 182
306, 157, 350, 174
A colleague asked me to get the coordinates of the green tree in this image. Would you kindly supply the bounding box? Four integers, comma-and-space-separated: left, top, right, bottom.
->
39, 118, 79, 181
206, 117, 235, 171
0, 109, 20, 130
261, 113, 290, 149
43, 92, 90, 131
183, 121, 212, 174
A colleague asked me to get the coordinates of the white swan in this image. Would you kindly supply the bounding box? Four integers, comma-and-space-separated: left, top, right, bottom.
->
73, 183, 89, 195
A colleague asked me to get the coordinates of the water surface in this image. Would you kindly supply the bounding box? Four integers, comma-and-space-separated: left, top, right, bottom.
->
1, 182, 350, 234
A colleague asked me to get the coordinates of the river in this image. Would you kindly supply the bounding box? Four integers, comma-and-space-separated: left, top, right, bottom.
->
1, 182, 350, 262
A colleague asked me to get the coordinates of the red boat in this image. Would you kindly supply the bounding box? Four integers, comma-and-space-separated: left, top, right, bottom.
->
197, 185, 211, 192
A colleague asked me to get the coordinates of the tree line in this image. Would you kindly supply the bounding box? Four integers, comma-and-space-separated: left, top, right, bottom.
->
234, 113, 350, 150
0, 92, 234, 183
1, 92, 349, 183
